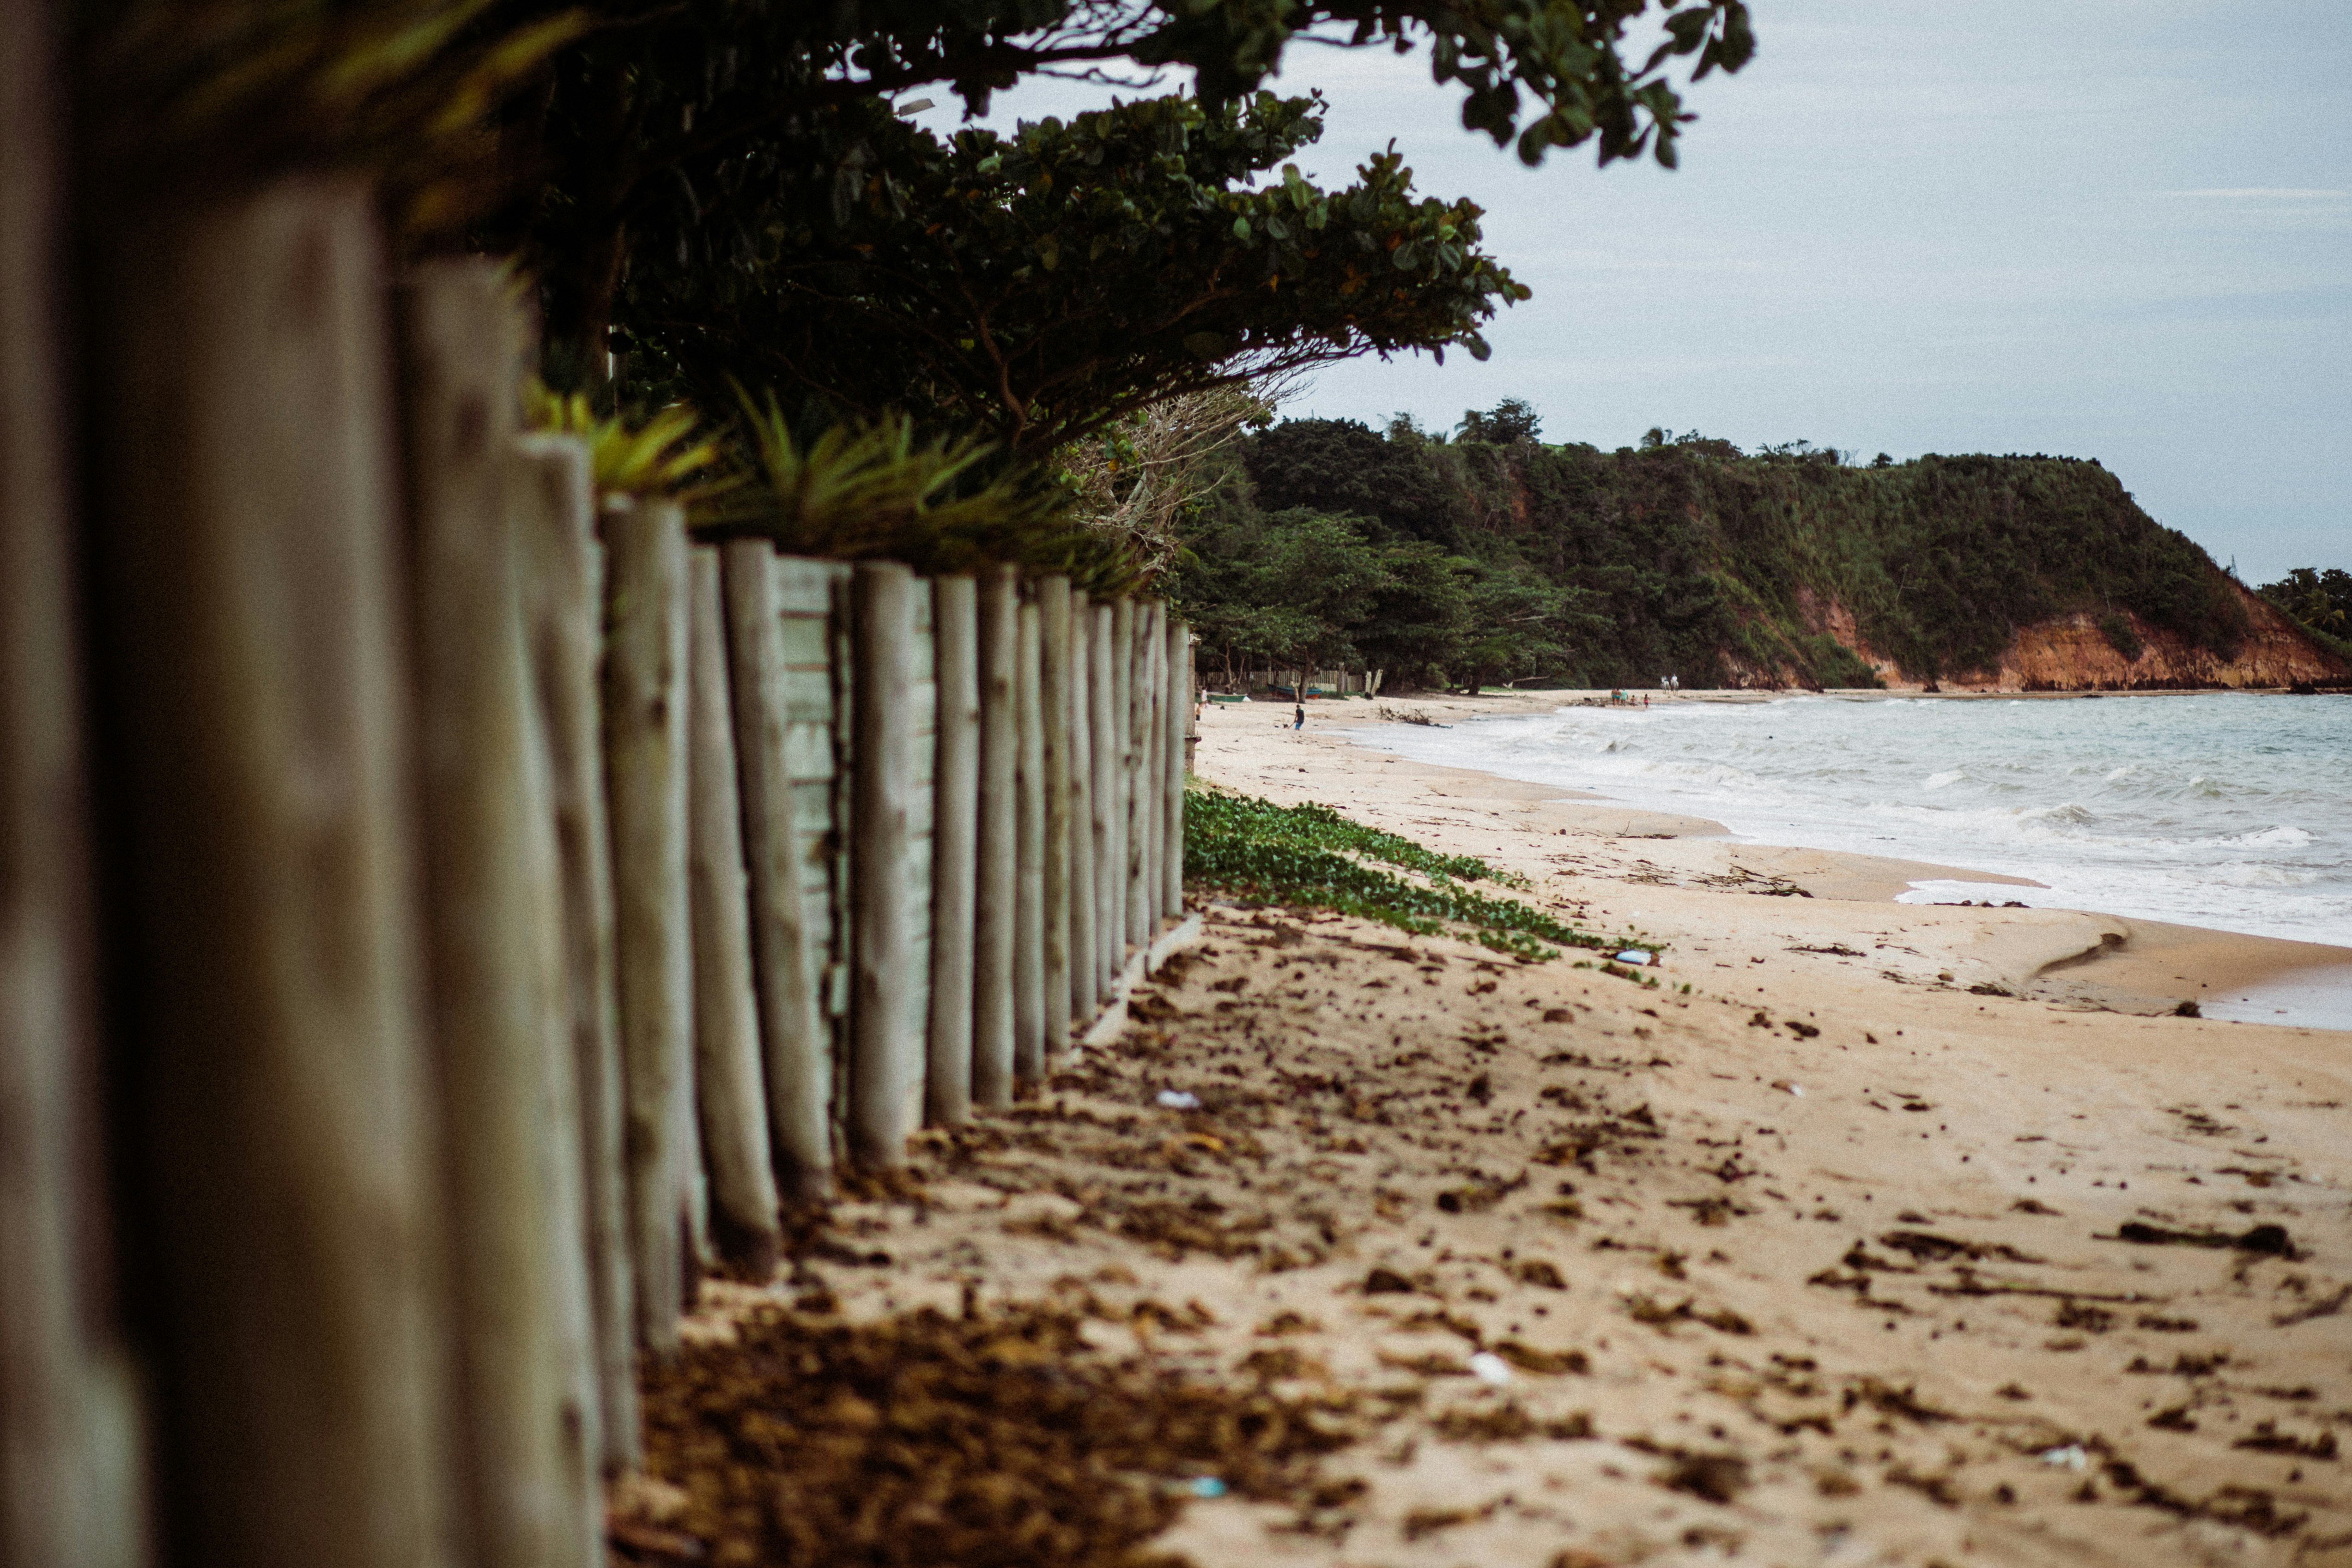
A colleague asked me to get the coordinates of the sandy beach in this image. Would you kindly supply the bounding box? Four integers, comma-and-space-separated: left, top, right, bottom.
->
630, 691, 2352, 1568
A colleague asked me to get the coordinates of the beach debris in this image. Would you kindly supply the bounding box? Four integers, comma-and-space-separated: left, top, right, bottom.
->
2040, 1445, 2090, 1471
1155, 1089, 1202, 1110
1186, 1476, 1228, 1498
1467, 1351, 1515, 1386
1363, 1267, 1417, 1295
2103, 1220, 2296, 1258
1770, 1079, 1805, 1097
1615, 949, 1655, 965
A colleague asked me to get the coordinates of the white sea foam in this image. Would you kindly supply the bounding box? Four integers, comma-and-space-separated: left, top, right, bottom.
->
1347, 693, 2352, 1000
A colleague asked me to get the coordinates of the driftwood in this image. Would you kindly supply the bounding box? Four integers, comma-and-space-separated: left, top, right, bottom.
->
1035, 578, 1075, 1051
924, 575, 978, 1127
513, 433, 637, 1472
601, 496, 696, 1350
1014, 602, 1047, 1088
685, 549, 784, 1276
972, 569, 1019, 1108
90, 178, 457, 1568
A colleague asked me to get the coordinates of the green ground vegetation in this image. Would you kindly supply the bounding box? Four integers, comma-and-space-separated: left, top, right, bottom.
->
1169, 410, 2257, 690
1183, 787, 1630, 962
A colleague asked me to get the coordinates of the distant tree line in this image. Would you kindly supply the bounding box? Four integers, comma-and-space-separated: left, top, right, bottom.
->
1168, 404, 2261, 691
2257, 567, 2352, 659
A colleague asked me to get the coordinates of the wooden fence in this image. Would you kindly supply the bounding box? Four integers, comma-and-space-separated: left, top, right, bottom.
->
0, 162, 1193, 1568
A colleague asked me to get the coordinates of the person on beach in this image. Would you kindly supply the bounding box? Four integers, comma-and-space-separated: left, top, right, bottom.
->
1293, 702, 1305, 732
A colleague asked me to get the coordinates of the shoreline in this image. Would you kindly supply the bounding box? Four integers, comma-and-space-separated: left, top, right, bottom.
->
1200, 690, 2352, 1030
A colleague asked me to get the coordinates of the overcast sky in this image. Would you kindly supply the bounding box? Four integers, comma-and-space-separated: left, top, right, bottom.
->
917, 1, 2349, 584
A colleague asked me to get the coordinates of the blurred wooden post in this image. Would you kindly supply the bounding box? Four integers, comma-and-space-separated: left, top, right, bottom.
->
1109, 599, 1137, 967
90, 178, 456, 1568
398, 260, 600, 1568
849, 564, 923, 1166
720, 545, 831, 1204
601, 496, 694, 1350
513, 433, 636, 1474
924, 576, 978, 1126
1065, 591, 1098, 1025
1164, 620, 1189, 918
972, 569, 1018, 1108
1, 3, 146, 1555
685, 549, 783, 1275
1087, 604, 1119, 1001
1131, 604, 1155, 941
1035, 578, 1074, 1051
1014, 602, 1046, 1088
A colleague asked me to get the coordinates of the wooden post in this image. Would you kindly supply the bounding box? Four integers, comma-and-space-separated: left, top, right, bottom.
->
1035, 578, 1073, 1052
601, 496, 694, 1351
89, 178, 456, 1568
849, 564, 923, 1166
719, 544, 832, 1204
1064, 590, 1097, 1028
924, 575, 978, 1126
1164, 619, 1189, 919
1, 4, 146, 1555
1109, 599, 1137, 969
398, 261, 600, 1568
972, 569, 1018, 1108
685, 549, 783, 1275
512, 433, 637, 1474
1131, 601, 1162, 949
1013, 601, 1046, 1088
1087, 604, 1119, 1001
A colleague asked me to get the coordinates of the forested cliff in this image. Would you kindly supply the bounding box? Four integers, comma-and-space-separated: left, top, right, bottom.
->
1172, 418, 2347, 692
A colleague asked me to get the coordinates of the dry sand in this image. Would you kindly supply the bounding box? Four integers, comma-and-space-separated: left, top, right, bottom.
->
640, 692, 2352, 1568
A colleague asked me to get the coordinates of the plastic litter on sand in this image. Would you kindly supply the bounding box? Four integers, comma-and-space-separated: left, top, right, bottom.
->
1155, 1089, 1202, 1111
1467, 1352, 1514, 1386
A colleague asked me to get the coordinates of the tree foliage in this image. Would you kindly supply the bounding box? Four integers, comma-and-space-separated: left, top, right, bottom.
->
618, 91, 1527, 457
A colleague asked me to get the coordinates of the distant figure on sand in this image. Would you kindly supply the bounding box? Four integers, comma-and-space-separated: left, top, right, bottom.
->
1293, 702, 1305, 732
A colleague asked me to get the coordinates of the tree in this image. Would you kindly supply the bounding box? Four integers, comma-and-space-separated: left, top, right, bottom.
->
1060, 374, 1296, 580
2258, 567, 2352, 637
1457, 397, 1542, 445
617, 91, 1527, 458
484, 0, 1756, 387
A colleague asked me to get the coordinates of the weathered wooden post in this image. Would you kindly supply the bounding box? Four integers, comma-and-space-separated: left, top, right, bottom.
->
1014, 601, 1047, 1088
1109, 598, 1137, 970
685, 549, 784, 1275
602, 495, 696, 1349
1164, 619, 1190, 919
399, 260, 601, 1568
720, 544, 833, 1203
849, 564, 924, 1166
1036, 578, 1074, 1050
972, 568, 1018, 1107
512, 432, 637, 1473
1124, 597, 1152, 945
925, 575, 978, 1126
1, 7, 145, 1554
1065, 590, 1098, 1026
1087, 603, 1120, 1000
90, 178, 457, 1568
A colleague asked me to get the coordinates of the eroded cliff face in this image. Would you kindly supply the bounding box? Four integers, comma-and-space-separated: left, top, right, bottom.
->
1800, 583, 2346, 692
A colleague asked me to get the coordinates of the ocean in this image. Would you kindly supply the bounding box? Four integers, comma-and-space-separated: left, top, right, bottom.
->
1349, 692, 2352, 1029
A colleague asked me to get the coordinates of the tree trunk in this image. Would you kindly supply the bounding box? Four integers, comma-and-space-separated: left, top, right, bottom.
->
684, 549, 782, 1276
89, 177, 458, 1568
